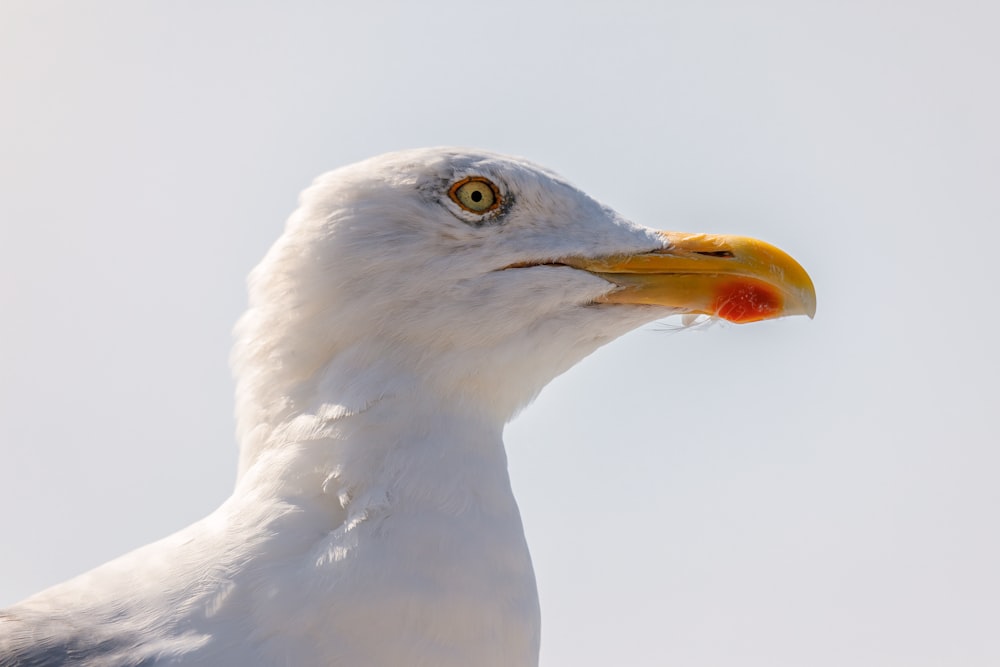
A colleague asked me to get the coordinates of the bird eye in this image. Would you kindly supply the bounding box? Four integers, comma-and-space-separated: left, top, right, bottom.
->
449, 177, 501, 214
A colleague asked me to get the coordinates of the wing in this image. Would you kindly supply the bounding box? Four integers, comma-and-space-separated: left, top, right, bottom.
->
0, 609, 154, 667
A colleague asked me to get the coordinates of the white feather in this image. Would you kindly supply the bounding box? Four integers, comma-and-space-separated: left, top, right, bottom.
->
1, 148, 675, 667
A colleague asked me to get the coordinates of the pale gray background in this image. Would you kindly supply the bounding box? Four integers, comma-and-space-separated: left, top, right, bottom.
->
2, 2, 998, 665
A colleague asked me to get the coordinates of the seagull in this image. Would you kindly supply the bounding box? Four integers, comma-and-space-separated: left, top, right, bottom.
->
0, 148, 816, 666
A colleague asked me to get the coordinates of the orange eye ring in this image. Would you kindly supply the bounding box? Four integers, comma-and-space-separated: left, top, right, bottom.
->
448, 176, 501, 214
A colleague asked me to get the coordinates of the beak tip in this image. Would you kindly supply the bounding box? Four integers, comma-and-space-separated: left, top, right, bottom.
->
802, 294, 817, 319
794, 294, 817, 321
802, 284, 817, 320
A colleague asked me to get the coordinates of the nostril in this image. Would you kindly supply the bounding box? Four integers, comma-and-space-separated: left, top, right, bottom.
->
694, 250, 735, 258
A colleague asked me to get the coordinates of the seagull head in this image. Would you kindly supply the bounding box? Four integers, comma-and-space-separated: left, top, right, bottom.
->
233, 148, 815, 467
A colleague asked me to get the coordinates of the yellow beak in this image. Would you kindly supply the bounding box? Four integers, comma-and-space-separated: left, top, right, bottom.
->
564, 231, 817, 323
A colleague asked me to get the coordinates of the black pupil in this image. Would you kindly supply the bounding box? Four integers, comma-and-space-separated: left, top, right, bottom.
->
470, 189, 483, 203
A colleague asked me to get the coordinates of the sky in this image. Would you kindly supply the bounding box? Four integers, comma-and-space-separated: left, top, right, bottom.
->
1, 1, 998, 665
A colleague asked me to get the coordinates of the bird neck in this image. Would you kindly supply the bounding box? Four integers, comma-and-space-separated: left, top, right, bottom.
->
233, 327, 524, 475
233, 347, 516, 517
226, 360, 540, 667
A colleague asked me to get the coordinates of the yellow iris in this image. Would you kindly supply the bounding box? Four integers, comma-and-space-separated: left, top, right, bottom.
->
449, 177, 500, 214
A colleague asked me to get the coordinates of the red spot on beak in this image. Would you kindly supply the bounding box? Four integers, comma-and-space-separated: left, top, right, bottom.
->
712, 280, 782, 323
